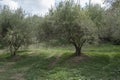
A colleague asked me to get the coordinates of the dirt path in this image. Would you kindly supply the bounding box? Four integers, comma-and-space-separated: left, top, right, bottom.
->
10, 73, 25, 80
0, 62, 15, 72
49, 56, 61, 69
0, 56, 25, 80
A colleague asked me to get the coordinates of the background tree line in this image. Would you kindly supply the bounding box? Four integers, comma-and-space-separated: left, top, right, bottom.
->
0, 0, 120, 56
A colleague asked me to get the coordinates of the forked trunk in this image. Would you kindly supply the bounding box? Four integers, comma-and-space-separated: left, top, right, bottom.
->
13, 51, 16, 56
71, 39, 86, 56
72, 42, 82, 56
10, 48, 17, 57
10, 51, 16, 57
75, 46, 81, 56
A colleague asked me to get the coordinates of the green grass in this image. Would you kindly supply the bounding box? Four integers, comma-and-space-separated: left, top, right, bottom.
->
0, 44, 120, 80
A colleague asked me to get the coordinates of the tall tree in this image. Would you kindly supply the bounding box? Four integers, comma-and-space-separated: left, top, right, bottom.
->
0, 6, 13, 48
0, 7, 31, 56
39, 1, 96, 56
104, 0, 120, 44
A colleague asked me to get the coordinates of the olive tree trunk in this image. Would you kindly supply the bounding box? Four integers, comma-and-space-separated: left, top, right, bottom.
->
72, 40, 86, 56
73, 43, 82, 56
75, 46, 82, 56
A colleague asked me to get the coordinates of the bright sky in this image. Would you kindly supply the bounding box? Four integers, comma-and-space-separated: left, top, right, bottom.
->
0, 0, 104, 15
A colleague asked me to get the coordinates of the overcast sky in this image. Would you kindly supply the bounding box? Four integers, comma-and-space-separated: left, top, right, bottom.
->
0, 0, 104, 15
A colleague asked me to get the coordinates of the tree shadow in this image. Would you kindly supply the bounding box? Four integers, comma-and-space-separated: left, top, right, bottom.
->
0, 50, 120, 80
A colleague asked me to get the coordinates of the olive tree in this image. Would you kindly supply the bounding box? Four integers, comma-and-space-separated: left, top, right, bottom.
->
0, 6, 12, 48
40, 1, 96, 56
0, 7, 31, 56
103, 0, 120, 44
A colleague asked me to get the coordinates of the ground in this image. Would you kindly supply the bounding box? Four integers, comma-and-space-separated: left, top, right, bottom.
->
0, 44, 120, 80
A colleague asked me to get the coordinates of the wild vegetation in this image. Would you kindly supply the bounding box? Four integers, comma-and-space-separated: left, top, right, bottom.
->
0, 44, 120, 80
0, 0, 120, 80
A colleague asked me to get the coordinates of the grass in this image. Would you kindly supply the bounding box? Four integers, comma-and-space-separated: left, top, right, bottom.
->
0, 44, 120, 80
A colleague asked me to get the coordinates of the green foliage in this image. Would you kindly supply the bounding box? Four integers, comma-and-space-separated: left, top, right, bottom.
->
0, 7, 31, 56
0, 2, 120, 80
100, 0, 120, 44
37, 16, 55, 42
26, 15, 43, 43
0, 6, 13, 48
102, 7, 120, 44
86, 4, 105, 42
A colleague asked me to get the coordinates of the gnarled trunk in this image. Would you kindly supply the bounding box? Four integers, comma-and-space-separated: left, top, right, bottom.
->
72, 42, 82, 56
71, 39, 86, 56
9, 45, 18, 57
74, 43, 82, 56
75, 46, 81, 56
10, 49, 17, 57
13, 51, 16, 56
